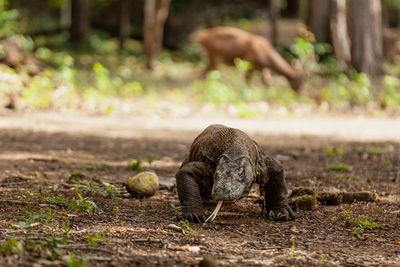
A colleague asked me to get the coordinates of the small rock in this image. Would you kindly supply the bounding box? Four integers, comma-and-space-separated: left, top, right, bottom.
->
189, 246, 201, 253
158, 176, 176, 190
126, 171, 159, 197
342, 191, 375, 203
199, 255, 218, 267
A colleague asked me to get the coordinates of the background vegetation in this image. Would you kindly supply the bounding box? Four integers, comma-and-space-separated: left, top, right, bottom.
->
0, 0, 400, 117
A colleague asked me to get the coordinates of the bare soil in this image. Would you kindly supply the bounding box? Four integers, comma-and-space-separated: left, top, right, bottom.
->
0, 111, 399, 266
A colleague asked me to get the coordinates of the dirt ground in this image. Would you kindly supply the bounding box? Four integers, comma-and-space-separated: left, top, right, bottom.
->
0, 111, 399, 266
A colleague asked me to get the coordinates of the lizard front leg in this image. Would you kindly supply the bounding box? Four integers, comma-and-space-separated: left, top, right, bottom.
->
262, 156, 296, 221
175, 161, 212, 223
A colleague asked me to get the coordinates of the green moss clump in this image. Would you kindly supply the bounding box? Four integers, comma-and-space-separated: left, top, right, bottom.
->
289, 195, 316, 211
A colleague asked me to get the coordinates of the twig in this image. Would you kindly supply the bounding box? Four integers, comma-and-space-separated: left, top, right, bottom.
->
11, 222, 41, 229
166, 224, 183, 233
0, 199, 36, 205
132, 237, 164, 244
59, 244, 114, 254
28, 157, 59, 162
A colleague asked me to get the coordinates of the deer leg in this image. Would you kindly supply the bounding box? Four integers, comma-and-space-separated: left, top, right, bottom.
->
261, 68, 271, 86
202, 52, 218, 79
245, 69, 254, 84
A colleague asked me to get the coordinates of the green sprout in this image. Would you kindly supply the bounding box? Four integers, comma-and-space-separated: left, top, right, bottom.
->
126, 156, 143, 171
327, 163, 353, 172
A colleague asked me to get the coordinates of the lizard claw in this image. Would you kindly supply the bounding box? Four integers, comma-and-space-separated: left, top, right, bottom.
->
264, 206, 296, 221
181, 206, 206, 223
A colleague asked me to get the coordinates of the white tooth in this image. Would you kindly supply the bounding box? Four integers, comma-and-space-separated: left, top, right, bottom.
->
205, 200, 223, 222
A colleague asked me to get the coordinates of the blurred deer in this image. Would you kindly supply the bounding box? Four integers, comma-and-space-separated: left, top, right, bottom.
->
193, 26, 304, 92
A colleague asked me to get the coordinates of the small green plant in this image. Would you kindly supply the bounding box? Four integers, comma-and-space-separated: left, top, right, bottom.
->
290, 236, 296, 257
365, 146, 388, 155
86, 232, 106, 247
327, 163, 353, 172
170, 203, 183, 220
46, 196, 66, 205
271, 228, 281, 234
61, 219, 71, 232
22, 190, 40, 200
41, 234, 68, 260
70, 180, 99, 189
114, 206, 120, 221
17, 207, 54, 229
68, 188, 97, 214
80, 164, 97, 171
65, 253, 90, 267
126, 156, 143, 171
101, 184, 119, 199
335, 174, 363, 180
353, 220, 381, 236
323, 147, 344, 156
143, 153, 158, 164
0, 238, 24, 254
335, 174, 344, 180
340, 210, 381, 236
179, 220, 197, 235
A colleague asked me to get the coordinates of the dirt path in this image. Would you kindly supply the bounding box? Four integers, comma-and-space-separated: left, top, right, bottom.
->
0, 111, 399, 266
1, 111, 400, 142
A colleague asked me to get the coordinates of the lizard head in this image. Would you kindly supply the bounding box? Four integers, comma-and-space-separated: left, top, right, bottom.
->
212, 154, 253, 202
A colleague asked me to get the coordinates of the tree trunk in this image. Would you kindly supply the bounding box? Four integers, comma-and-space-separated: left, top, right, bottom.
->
381, 0, 389, 27
70, 0, 90, 42
348, 0, 383, 76
60, 0, 71, 29
268, 0, 280, 47
330, 0, 350, 70
307, 0, 331, 43
119, 0, 131, 50
143, 0, 171, 70
154, 0, 170, 55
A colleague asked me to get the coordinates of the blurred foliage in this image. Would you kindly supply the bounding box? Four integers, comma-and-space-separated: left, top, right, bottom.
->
0, 0, 20, 38
321, 73, 374, 109
381, 75, 400, 108
0, 13, 400, 116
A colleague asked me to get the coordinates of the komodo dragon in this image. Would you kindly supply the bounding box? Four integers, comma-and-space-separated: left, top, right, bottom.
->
176, 124, 295, 223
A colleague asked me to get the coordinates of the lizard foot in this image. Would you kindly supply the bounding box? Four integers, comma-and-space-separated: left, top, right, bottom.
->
181, 206, 206, 223
263, 206, 296, 221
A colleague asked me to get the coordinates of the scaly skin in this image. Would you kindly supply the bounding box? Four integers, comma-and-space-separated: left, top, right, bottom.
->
175, 124, 295, 223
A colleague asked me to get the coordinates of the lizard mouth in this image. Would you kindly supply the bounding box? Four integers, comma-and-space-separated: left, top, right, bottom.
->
212, 193, 241, 202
